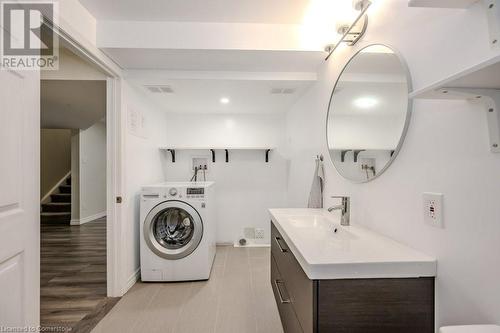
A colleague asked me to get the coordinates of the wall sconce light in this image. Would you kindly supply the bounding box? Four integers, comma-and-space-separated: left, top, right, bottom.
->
324, 0, 372, 61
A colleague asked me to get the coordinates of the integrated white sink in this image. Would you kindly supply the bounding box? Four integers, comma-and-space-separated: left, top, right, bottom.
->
287, 215, 356, 240
270, 208, 437, 280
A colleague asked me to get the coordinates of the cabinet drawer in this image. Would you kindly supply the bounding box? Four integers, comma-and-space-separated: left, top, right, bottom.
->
271, 254, 303, 333
271, 222, 315, 333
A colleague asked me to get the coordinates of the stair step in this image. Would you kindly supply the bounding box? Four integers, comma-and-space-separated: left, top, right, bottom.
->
41, 202, 71, 213
51, 193, 71, 203
41, 212, 71, 225
59, 185, 71, 194
41, 212, 71, 217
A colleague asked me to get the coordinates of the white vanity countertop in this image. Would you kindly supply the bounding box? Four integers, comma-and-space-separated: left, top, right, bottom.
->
269, 208, 437, 280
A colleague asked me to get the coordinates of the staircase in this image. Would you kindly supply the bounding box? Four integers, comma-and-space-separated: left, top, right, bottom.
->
41, 176, 71, 224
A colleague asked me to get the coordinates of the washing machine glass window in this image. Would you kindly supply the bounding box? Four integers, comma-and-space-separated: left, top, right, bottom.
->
144, 200, 203, 260
153, 207, 194, 249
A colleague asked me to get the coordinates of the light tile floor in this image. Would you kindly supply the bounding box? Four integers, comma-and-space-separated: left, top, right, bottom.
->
91, 246, 284, 333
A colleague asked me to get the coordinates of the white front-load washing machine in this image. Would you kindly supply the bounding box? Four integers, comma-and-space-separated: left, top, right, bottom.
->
140, 182, 216, 281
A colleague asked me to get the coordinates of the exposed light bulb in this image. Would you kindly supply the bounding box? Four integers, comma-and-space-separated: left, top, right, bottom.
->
220, 97, 230, 104
299, 0, 357, 50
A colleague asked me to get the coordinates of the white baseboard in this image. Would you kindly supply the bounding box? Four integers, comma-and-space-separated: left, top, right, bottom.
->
122, 267, 140, 295
233, 242, 271, 248
216, 242, 234, 246
70, 211, 106, 225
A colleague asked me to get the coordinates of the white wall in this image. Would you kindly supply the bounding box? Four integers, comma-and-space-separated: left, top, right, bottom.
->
162, 113, 288, 244
121, 82, 167, 290
70, 130, 80, 222
40, 129, 71, 198
285, 0, 500, 328
79, 122, 107, 222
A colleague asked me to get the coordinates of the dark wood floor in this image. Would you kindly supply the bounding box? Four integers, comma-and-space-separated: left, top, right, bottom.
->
41, 218, 119, 333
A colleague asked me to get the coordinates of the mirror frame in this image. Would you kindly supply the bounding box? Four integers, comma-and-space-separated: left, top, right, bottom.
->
325, 43, 413, 183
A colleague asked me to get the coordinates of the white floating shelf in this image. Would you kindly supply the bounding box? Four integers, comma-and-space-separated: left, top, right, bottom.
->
410, 54, 500, 99
159, 146, 274, 151
159, 147, 275, 162
410, 54, 500, 153
408, 0, 480, 9
332, 147, 397, 151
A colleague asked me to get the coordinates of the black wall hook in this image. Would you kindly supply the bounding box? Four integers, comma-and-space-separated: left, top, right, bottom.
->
167, 149, 176, 163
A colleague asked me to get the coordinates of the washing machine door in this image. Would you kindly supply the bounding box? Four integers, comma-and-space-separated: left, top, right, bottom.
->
143, 200, 203, 260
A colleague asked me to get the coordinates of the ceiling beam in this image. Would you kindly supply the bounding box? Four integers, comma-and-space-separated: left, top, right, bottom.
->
97, 21, 314, 51
124, 70, 317, 82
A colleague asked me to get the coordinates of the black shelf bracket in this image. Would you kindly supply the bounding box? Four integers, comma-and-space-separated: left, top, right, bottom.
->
225, 149, 229, 163
167, 149, 176, 163
353, 150, 365, 163
340, 150, 351, 163
210, 149, 216, 162
265, 149, 271, 162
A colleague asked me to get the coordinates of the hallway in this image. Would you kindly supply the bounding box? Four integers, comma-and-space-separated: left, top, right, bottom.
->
40, 218, 118, 332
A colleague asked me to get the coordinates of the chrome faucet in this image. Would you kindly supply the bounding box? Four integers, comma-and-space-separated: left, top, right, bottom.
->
327, 196, 350, 226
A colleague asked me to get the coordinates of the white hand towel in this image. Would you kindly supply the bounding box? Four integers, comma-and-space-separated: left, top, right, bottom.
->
307, 157, 325, 208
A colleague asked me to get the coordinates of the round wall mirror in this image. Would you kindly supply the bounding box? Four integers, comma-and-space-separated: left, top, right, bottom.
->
326, 44, 412, 183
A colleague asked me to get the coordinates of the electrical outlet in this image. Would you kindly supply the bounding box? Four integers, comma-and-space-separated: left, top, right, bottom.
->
243, 227, 255, 239
255, 228, 265, 239
423, 193, 444, 228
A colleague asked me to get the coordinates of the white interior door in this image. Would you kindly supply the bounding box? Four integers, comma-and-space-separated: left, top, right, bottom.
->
0, 68, 40, 326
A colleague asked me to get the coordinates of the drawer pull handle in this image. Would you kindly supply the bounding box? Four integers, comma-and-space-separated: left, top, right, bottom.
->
274, 279, 291, 304
274, 236, 288, 253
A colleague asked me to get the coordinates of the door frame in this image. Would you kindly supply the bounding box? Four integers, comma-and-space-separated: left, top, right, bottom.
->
45, 23, 124, 297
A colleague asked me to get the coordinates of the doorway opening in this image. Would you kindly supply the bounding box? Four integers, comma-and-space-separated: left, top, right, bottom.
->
39, 32, 120, 332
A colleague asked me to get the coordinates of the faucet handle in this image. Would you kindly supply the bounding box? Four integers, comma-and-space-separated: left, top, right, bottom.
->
331, 196, 350, 210
330, 196, 350, 226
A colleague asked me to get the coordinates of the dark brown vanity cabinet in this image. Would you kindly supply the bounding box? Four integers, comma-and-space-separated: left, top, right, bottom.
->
270, 222, 435, 333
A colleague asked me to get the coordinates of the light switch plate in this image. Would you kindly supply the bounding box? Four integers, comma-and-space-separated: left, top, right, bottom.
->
423, 192, 444, 228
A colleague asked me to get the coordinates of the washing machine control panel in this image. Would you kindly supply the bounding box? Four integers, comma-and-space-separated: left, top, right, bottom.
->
186, 187, 205, 199
168, 188, 178, 197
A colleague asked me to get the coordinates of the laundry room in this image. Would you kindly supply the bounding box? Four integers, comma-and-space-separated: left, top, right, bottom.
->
159, 112, 290, 245
3, 0, 500, 333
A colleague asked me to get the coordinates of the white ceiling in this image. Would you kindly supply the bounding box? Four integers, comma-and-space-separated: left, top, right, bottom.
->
41, 80, 106, 129
102, 48, 324, 72
79, 0, 310, 23
83, 0, 340, 73
133, 78, 313, 114
78, 0, 330, 115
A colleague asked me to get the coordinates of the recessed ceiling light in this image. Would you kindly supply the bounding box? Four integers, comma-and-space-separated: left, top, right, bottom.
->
353, 97, 378, 109
220, 97, 230, 104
